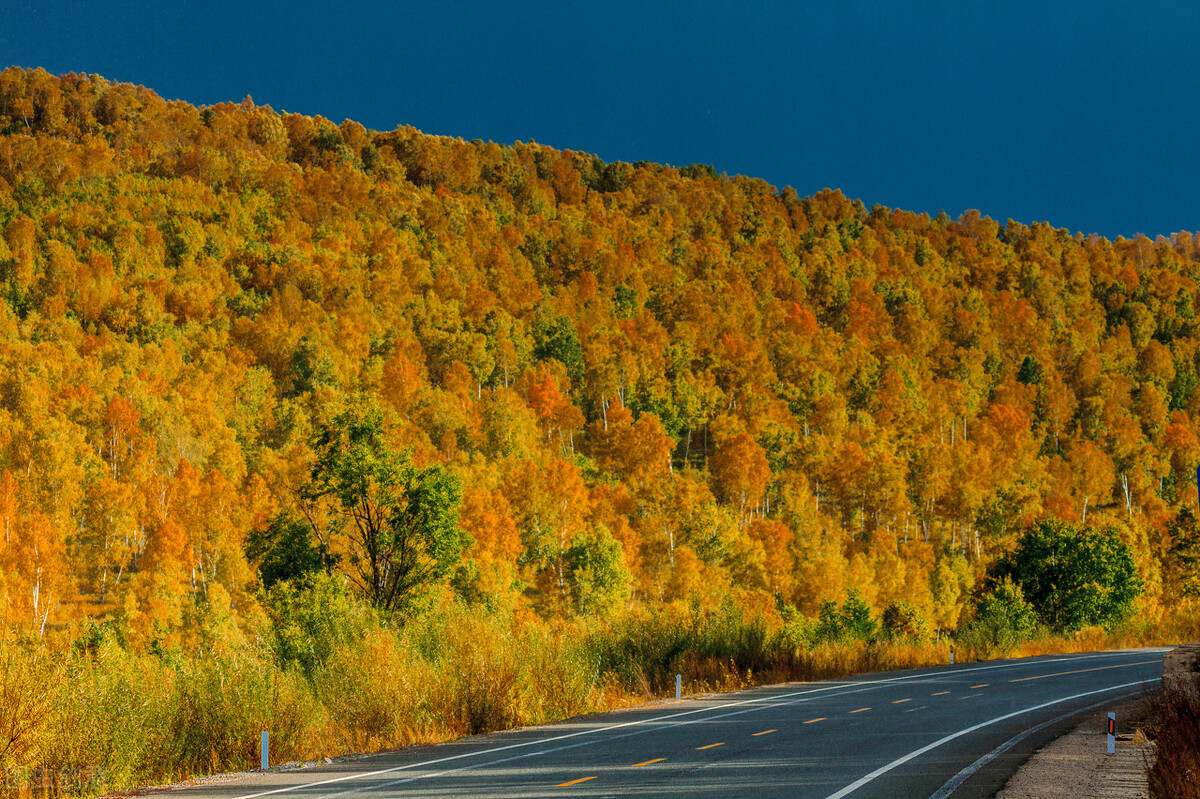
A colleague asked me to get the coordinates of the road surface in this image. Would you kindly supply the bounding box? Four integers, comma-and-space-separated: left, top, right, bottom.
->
174, 648, 1165, 799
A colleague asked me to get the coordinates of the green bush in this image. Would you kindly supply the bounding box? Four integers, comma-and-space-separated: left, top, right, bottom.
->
881, 601, 928, 643
262, 573, 375, 676
583, 600, 775, 695
244, 511, 337, 589
958, 576, 1039, 657
816, 590, 879, 643
990, 519, 1141, 632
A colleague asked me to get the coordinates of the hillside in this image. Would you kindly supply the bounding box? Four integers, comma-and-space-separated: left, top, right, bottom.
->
2, 66, 1200, 644
7, 64, 1200, 789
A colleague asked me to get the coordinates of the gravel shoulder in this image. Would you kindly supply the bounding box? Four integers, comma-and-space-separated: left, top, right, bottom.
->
994, 691, 1154, 798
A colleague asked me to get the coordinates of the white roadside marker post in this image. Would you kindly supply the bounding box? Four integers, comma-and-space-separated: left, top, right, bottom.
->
950, 643, 955, 665
261, 730, 270, 771
676, 674, 682, 701
1107, 712, 1115, 755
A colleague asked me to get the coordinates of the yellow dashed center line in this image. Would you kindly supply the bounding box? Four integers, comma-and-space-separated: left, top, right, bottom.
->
696, 742, 725, 750
804, 717, 827, 724
970, 684, 989, 689
850, 707, 871, 714
931, 691, 950, 696
892, 698, 912, 704
1010, 660, 1159, 683
632, 758, 665, 767
557, 776, 597, 787
752, 729, 777, 736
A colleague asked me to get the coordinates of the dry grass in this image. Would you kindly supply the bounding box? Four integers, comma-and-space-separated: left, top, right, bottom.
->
1148, 677, 1200, 798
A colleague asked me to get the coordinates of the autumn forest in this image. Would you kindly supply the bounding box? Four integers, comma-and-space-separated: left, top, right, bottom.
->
0, 67, 1197, 791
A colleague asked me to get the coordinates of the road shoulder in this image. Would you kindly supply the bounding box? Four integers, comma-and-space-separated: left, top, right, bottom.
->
995, 695, 1152, 799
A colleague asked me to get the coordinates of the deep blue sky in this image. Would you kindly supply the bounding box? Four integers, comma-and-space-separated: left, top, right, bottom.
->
3, 1, 1198, 239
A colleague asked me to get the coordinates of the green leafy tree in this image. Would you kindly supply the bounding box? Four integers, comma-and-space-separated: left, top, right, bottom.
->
303, 400, 469, 613
991, 519, 1141, 631
244, 511, 338, 589
287, 336, 336, 397
840, 590, 878, 641
815, 599, 842, 642
1016, 355, 1042, 386
532, 310, 585, 380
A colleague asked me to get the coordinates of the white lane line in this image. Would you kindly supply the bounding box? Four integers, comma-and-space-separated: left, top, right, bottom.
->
227, 649, 1166, 799
821, 677, 1158, 799
927, 687, 1149, 799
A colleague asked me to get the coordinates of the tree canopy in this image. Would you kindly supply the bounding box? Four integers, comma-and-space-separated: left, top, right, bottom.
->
0, 67, 1194, 646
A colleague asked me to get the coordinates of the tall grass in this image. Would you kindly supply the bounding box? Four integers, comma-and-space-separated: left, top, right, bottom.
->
24, 641, 323, 793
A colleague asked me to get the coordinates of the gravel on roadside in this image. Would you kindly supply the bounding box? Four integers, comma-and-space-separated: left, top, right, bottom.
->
996, 695, 1153, 799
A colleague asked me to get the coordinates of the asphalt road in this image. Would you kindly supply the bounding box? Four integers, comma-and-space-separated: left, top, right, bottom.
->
176, 648, 1166, 799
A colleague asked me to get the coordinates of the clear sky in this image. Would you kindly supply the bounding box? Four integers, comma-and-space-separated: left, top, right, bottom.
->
2, 1, 1198, 239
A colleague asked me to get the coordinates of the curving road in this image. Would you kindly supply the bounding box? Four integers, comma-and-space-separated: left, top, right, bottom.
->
177, 648, 1165, 799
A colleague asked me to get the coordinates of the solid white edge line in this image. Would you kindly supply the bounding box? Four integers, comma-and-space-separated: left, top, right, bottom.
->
226, 648, 1167, 799
822, 677, 1159, 799
927, 685, 1152, 799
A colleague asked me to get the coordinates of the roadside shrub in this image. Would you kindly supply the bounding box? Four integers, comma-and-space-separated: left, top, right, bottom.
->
958, 576, 1039, 657
38, 641, 175, 790
314, 628, 433, 751
170, 651, 319, 774
33, 641, 322, 794
0, 641, 56, 772
585, 612, 689, 696
881, 601, 928, 643
816, 590, 879, 643
523, 624, 604, 722
431, 615, 523, 736
262, 573, 376, 676
774, 608, 820, 650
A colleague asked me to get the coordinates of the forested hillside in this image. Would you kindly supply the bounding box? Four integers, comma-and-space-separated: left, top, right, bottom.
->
2, 67, 1200, 648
